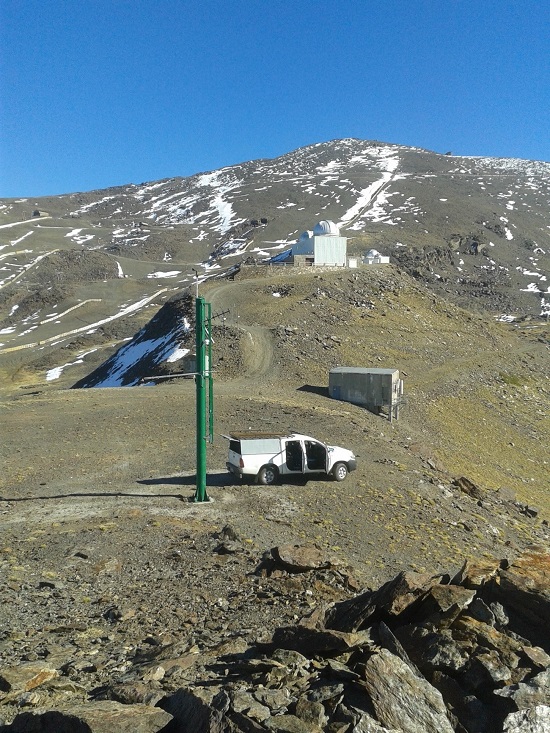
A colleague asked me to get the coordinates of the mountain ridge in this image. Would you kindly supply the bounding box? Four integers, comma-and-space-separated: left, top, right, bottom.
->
1, 137, 549, 390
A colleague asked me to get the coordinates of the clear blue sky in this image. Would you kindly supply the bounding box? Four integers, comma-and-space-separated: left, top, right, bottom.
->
1, 0, 549, 197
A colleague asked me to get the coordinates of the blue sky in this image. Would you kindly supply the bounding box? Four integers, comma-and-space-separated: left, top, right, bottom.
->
1, 0, 549, 197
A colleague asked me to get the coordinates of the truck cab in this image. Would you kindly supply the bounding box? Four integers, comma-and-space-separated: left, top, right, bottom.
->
224, 432, 357, 484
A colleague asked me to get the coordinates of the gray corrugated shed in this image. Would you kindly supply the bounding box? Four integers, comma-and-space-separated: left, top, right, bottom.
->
330, 367, 398, 376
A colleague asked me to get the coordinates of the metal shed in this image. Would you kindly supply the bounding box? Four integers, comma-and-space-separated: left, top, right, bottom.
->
329, 367, 404, 421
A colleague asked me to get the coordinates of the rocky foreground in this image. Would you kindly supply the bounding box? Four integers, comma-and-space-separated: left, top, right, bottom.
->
1, 542, 548, 733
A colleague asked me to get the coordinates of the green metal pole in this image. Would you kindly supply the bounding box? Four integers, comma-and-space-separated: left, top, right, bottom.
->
194, 296, 209, 502
207, 302, 214, 443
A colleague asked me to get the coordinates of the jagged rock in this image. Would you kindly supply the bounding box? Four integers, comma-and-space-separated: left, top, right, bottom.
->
272, 545, 332, 573
228, 710, 268, 732
503, 705, 550, 733
495, 669, 550, 709
432, 671, 492, 733
452, 616, 525, 669
491, 602, 510, 628
452, 476, 484, 500
3, 701, 172, 732
467, 597, 496, 624
264, 713, 321, 732
351, 714, 401, 732
271, 626, 374, 656
362, 649, 455, 733
520, 646, 550, 670
325, 571, 442, 632
323, 659, 361, 681
231, 690, 271, 721
482, 546, 550, 649
306, 683, 344, 704
108, 682, 165, 706
408, 583, 476, 626
0, 663, 59, 695
253, 688, 293, 714
461, 649, 514, 690
395, 625, 471, 674
377, 621, 421, 675
158, 687, 225, 733
451, 558, 501, 589
270, 648, 311, 672
295, 697, 327, 728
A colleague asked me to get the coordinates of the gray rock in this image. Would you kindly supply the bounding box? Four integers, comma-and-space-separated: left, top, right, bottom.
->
503, 705, 550, 733
4, 701, 172, 732
272, 544, 332, 572
520, 646, 550, 670
490, 602, 510, 628
467, 597, 496, 625
306, 683, 345, 704
253, 688, 293, 714
295, 697, 327, 728
495, 669, 550, 708
0, 663, 58, 695
158, 687, 225, 733
461, 650, 513, 690
482, 546, 550, 647
231, 690, 271, 721
352, 713, 401, 732
271, 626, 373, 656
326, 571, 442, 632
271, 648, 311, 672
264, 714, 321, 732
362, 649, 454, 733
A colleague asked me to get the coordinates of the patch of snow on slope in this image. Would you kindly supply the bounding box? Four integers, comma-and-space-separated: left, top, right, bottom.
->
338, 155, 401, 228
147, 271, 182, 279
166, 347, 190, 363
46, 349, 98, 381
10, 231, 34, 246
69, 196, 117, 216
92, 318, 190, 387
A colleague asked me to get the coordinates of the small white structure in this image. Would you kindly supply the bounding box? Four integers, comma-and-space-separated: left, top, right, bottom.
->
364, 248, 390, 265
293, 220, 347, 266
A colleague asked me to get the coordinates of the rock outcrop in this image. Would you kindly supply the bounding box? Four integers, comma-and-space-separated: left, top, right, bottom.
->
1, 546, 548, 732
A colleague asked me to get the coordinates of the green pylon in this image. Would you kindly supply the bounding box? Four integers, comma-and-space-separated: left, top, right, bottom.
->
194, 296, 210, 502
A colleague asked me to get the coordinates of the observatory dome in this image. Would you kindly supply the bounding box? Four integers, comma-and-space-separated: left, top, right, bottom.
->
298, 230, 313, 241
313, 220, 340, 236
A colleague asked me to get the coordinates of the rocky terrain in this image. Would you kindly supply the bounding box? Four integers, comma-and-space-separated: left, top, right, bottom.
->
0, 140, 549, 731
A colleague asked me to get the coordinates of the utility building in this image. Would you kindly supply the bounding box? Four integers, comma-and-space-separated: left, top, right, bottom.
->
329, 367, 404, 421
292, 220, 347, 266
364, 248, 390, 265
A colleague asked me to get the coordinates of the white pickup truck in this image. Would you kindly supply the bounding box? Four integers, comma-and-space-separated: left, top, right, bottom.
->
224, 432, 357, 484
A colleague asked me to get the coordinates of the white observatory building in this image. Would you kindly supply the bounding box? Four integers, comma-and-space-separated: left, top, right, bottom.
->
292, 220, 348, 266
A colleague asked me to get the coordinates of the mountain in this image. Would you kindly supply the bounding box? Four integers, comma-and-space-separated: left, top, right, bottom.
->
1, 140, 549, 730
0, 138, 549, 388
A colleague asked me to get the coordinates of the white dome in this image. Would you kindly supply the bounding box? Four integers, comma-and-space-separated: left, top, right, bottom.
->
313, 220, 340, 236
299, 230, 313, 241
366, 249, 380, 257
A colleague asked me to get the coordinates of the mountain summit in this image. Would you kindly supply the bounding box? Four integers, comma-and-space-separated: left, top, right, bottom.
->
0, 138, 548, 386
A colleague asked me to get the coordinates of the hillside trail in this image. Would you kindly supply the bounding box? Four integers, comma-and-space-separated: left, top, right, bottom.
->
205, 279, 276, 388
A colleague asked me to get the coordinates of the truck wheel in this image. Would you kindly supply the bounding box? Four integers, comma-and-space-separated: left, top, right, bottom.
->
257, 465, 278, 485
333, 462, 348, 481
